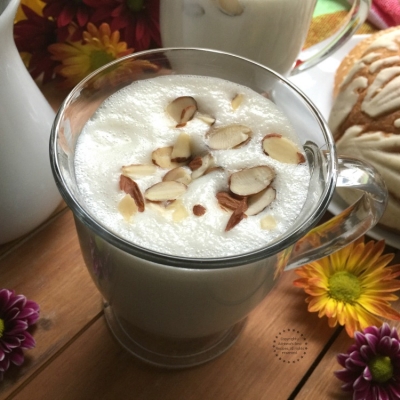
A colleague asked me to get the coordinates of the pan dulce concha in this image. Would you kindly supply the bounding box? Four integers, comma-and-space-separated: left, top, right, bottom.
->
328, 27, 400, 233
74, 75, 310, 257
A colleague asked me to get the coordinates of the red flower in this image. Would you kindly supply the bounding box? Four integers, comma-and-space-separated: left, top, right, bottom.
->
42, 0, 94, 41
84, 0, 161, 51
14, 4, 59, 83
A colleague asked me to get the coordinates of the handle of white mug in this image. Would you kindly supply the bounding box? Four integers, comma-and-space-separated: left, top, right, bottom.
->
290, 0, 371, 76
285, 156, 388, 270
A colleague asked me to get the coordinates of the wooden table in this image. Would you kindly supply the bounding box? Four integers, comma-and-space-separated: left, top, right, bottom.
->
1, 202, 399, 400
1, 85, 400, 400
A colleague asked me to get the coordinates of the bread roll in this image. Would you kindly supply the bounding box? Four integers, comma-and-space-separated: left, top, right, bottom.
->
328, 27, 400, 233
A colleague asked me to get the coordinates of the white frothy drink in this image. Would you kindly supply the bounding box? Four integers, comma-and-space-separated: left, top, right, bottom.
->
160, 0, 316, 76
74, 75, 310, 258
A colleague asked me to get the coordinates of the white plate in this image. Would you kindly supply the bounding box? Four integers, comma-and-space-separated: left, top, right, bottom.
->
289, 35, 400, 249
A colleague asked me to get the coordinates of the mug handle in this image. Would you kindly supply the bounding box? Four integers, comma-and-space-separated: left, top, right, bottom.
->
285, 156, 388, 270
290, 0, 371, 76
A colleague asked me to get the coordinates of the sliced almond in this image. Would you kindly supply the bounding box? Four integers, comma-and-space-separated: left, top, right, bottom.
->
197, 113, 216, 126
216, 191, 245, 212
229, 166, 275, 196
166, 200, 189, 222
121, 163, 157, 179
260, 215, 277, 230
171, 132, 191, 162
193, 204, 206, 216
119, 175, 145, 212
189, 153, 214, 179
262, 134, 306, 164
207, 124, 251, 150
166, 96, 198, 127
246, 187, 276, 216
216, 0, 244, 16
162, 167, 192, 185
231, 93, 244, 110
225, 198, 247, 231
152, 146, 184, 169
118, 194, 138, 221
144, 181, 187, 202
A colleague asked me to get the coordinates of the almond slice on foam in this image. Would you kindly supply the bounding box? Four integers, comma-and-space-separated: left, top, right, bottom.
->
119, 175, 145, 212
229, 166, 275, 196
152, 146, 185, 169
166, 96, 198, 127
121, 163, 158, 179
216, 191, 245, 212
117, 194, 138, 221
262, 134, 306, 164
189, 153, 214, 179
162, 167, 192, 185
171, 132, 191, 162
225, 198, 247, 231
231, 93, 244, 110
144, 181, 187, 202
216, 0, 244, 16
207, 124, 251, 150
196, 113, 216, 126
193, 204, 207, 216
246, 187, 276, 216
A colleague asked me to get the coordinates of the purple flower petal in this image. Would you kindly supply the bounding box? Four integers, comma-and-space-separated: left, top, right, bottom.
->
365, 333, 379, 353
0, 289, 38, 379
20, 332, 36, 349
354, 375, 369, 390
337, 353, 348, 367
2, 336, 22, 349
360, 344, 375, 360
380, 323, 392, 338
336, 324, 400, 400
9, 348, 24, 366
6, 320, 28, 334
363, 366, 372, 381
0, 357, 10, 372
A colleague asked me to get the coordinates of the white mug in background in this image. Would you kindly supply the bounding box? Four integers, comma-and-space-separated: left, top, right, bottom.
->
160, 0, 371, 76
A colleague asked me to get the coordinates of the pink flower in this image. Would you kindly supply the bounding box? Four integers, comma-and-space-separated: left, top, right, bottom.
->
0, 289, 39, 380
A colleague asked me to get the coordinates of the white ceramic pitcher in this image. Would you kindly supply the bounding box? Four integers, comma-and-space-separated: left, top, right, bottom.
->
0, 0, 61, 244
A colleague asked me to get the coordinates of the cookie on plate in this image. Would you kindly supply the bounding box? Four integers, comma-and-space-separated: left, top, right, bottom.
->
328, 27, 400, 234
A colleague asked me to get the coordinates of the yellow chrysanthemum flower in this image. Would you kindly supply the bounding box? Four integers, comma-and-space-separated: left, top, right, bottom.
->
294, 237, 400, 338
48, 23, 134, 88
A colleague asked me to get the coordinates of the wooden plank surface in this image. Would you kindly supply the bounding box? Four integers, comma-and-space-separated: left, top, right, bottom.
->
296, 319, 400, 399
10, 268, 339, 400
0, 210, 101, 399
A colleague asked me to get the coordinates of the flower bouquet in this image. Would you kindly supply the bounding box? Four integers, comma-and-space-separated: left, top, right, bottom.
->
13, 0, 161, 88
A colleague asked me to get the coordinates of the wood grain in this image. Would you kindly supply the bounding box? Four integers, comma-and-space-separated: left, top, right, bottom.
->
296, 319, 400, 400
0, 210, 101, 398
11, 269, 340, 400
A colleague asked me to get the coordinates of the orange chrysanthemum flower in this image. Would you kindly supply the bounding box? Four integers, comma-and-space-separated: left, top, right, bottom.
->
48, 22, 133, 88
294, 237, 400, 338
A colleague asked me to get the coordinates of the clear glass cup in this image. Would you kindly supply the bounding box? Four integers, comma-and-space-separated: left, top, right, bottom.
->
50, 48, 387, 368
160, 0, 371, 76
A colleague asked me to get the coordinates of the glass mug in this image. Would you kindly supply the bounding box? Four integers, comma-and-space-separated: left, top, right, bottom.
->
50, 48, 386, 368
160, 0, 371, 76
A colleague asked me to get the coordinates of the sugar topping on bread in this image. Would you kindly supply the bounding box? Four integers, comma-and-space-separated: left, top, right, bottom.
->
328, 27, 400, 233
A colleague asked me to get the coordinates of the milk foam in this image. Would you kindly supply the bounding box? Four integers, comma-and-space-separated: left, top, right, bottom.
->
75, 75, 310, 257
